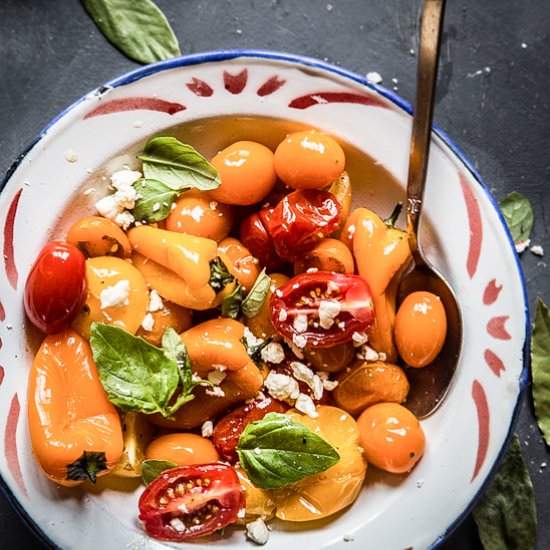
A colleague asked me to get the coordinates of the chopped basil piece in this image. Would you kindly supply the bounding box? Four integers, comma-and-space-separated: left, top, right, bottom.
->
209, 256, 235, 292
141, 459, 178, 485
499, 191, 534, 245
242, 269, 271, 318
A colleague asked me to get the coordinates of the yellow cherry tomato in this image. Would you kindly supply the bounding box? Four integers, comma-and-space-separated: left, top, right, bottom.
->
274, 130, 345, 190
357, 403, 425, 474
145, 433, 219, 466
209, 141, 277, 205
294, 238, 355, 275
72, 256, 148, 338
394, 291, 447, 367
165, 189, 234, 241
273, 406, 366, 522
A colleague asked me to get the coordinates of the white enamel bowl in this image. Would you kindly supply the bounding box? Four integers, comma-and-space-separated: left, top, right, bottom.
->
0, 50, 528, 550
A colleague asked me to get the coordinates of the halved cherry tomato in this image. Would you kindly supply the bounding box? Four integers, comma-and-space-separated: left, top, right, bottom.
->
24, 242, 87, 334
138, 463, 244, 541
239, 211, 281, 272
212, 395, 287, 463
271, 272, 374, 348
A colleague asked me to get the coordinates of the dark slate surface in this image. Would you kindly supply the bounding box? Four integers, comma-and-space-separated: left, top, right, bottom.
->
0, 1, 548, 548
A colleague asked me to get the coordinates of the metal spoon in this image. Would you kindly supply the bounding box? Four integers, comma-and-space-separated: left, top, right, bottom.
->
397, 0, 463, 418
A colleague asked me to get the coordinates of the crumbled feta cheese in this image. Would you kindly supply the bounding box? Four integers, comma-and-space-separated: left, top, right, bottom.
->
148, 289, 164, 312
111, 169, 142, 189
530, 244, 544, 256
356, 344, 380, 362
284, 338, 305, 359
352, 331, 369, 347
141, 313, 155, 332
243, 326, 265, 349
293, 314, 308, 333
169, 517, 186, 533
260, 342, 285, 364
292, 333, 307, 349
201, 420, 213, 438
366, 71, 383, 84
317, 371, 339, 391
265, 372, 300, 402
515, 238, 530, 253
290, 361, 323, 400
207, 369, 227, 386
278, 309, 288, 322
378, 352, 387, 362
95, 194, 120, 220
295, 393, 319, 418
64, 148, 78, 163
318, 299, 341, 329
205, 386, 226, 398
114, 211, 135, 230
246, 518, 269, 545
100, 280, 130, 309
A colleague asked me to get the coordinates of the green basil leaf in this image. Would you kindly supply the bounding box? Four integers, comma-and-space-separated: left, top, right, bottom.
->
499, 191, 534, 244
221, 283, 243, 319
161, 327, 185, 363
531, 298, 550, 444
141, 459, 177, 485
236, 412, 340, 489
473, 435, 536, 550
209, 256, 235, 292
241, 269, 271, 318
131, 179, 179, 223
90, 322, 179, 416
82, 0, 180, 64
139, 137, 220, 191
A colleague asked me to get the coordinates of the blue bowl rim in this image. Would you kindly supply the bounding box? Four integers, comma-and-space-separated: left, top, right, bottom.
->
0, 48, 530, 550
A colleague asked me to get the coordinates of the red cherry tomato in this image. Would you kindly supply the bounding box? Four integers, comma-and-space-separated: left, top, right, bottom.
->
266, 189, 341, 262
24, 242, 87, 334
239, 211, 281, 272
271, 272, 374, 348
138, 463, 244, 541
212, 395, 288, 462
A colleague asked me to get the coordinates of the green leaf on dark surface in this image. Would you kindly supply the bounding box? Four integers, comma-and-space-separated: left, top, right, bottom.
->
82, 0, 180, 64
499, 191, 534, 245
221, 283, 243, 319
131, 179, 179, 223
241, 269, 271, 318
531, 298, 550, 445
90, 322, 180, 417
141, 459, 177, 485
472, 435, 536, 550
236, 412, 340, 489
139, 137, 220, 191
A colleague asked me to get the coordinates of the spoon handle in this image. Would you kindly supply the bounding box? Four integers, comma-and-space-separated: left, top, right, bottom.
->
406, 0, 446, 260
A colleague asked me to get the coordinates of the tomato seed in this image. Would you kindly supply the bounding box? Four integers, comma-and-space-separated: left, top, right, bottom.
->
175, 483, 185, 496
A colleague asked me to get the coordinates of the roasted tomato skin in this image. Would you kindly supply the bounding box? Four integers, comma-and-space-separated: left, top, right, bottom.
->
138, 463, 244, 541
266, 189, 341, 262
271, 272, 374, 348
24, 242, 87, 334
239, 211, 282, 272
212, 395, 288, 462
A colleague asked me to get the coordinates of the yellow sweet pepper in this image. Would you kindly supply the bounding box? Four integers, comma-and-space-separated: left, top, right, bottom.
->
341, 206, 411, 361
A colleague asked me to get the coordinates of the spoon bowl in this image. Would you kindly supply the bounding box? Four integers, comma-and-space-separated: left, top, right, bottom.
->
398, 0, 463, 418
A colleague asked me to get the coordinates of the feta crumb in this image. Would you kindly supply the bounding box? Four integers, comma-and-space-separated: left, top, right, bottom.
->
148, 289, 164, 312
100, 280, 130, 309
265, 372, 300, 402
169, 517, 186, 532
64, 148, 78, 163
246, 518, 269, 545
114, 211, 135, 230
378, 352, 387, 362
284, 338, 305, 359
295, 393, 319, 418
352, 331, 368, 347
243, 326, 265, 348
366, 71, 383, 84
95, 194, 120, 220
318, 299, 341, 329
111, 169, 141, 189
293, 314, 308, 333
292, 333, 307, 349
515, 239, 531, 253
207, 369, 227, 386
201, 420, 214, 438
530, 244, 544, 257
260, 342, 285, 364
278, 309, 288, 322
356, 344, 380, 362
205, 386, 226, 398
141, 313, 155, 332
290, 361, 323, 400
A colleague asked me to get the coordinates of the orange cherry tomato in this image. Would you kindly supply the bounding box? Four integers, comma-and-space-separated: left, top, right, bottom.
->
357, 403, 425, 474
209, 141, 277, 205
394, 291, 447, 367
165, 189, 233, 241
218, 237, 260, 294
274, 130, 345, 190
66, 216, 132, 258
145, 433, 219, 466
